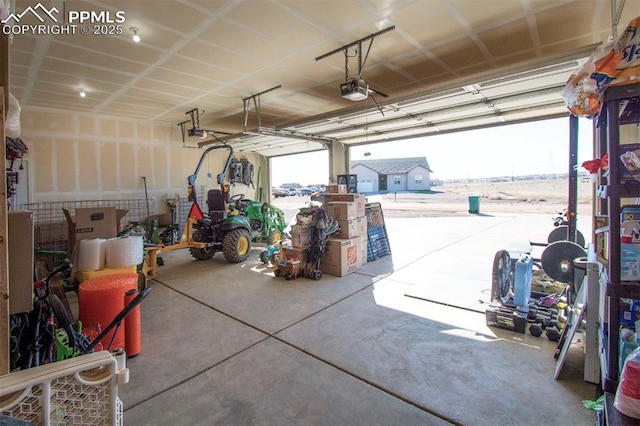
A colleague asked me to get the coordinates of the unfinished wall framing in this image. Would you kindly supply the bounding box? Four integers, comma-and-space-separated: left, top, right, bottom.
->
18, 107, 266, 212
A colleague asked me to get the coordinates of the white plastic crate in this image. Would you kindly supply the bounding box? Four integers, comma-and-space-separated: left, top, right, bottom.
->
0, 350, 128, 426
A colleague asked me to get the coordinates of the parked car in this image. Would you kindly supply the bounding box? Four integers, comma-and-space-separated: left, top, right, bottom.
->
298, 187, 315, 196
273, 188, 289, 198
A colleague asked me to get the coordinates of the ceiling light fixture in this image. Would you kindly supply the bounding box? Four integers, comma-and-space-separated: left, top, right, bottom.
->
79, 88, 86, 98
130, 27, 141, 43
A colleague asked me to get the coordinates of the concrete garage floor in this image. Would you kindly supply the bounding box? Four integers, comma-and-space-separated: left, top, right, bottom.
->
121, 212, 598, 425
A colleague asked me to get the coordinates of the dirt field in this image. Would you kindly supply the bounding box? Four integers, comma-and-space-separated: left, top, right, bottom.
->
273, 176, 594, 221
365, 176, 592, 218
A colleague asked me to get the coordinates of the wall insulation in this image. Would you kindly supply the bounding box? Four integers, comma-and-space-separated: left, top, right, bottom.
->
18, 107, 265, 215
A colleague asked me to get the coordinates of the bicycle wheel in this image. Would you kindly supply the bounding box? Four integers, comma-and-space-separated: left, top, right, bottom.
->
49, 294, 76, 349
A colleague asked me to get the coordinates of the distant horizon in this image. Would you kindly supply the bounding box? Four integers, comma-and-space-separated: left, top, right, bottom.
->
272, 171, 589, 189
435, 171, 590, 183
271, 117, 595, 186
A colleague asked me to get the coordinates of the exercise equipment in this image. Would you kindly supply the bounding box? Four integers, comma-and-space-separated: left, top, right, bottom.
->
546, 325, 562, 342
488, 213, 586, 336
485, 304, 528, 334
528, 309, 562, 340
548, 225, 586, 248
539, 241, 587, 284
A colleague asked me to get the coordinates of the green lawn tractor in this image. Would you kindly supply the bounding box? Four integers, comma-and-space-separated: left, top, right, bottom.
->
178, 144, 287, 263
230, 194, 287, 245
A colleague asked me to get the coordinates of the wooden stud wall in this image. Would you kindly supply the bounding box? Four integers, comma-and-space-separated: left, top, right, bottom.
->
1, 28, 10, 374
1, 87, 8, 375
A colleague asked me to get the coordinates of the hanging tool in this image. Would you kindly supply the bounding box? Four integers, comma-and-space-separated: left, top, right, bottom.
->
142, 176, 150, 220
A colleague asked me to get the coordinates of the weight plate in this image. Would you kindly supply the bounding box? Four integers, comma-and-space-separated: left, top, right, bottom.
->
547, 225, 586, 248
540, 241, 587, 283
491, 250, 512, 304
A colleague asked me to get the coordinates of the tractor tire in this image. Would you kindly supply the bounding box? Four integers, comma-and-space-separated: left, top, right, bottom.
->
189, 228, 215, 260
260, 250, 270, 264
266, 228, 282, 245
223, 228, 251, 263
189, 246, 215, 260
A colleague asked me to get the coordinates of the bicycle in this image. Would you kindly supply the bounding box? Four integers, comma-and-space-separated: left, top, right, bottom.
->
13, 262, 80, 369
10, 262, 153, 371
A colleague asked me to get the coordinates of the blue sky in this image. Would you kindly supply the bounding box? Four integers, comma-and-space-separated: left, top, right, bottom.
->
271, 116, 595, 187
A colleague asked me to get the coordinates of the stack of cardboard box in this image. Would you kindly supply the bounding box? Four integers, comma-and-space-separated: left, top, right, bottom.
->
320, 190, 368, 277
63, 207, 132, 282
280, 210, 313, 263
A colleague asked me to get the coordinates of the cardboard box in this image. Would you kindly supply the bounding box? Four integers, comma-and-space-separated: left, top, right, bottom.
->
621, 205, 640, 222
620, 217, 640, 281
291, 224, 312, 248
324, 193, 366, 217
326, 201, 359, 221
619, 331, 640, 374
335, 217, 367, 239
326, 184, 347, 194
358, 234, 368, 265
64, 207, 128, 254
8, 211, 35, 314
619, 144, 640, 184
320, 237, 363, 277
621, 299, 640, 327
281, 244, 307, 263
295, 211, 315, 227
337, 174, 357, 193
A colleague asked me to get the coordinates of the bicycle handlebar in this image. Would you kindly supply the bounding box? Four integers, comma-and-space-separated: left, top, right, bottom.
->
34, 262, 73, 299
47, 262, 73, 281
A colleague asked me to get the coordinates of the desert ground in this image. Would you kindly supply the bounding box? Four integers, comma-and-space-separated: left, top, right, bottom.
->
377, 176, 594, 218
273, 176, 595, 221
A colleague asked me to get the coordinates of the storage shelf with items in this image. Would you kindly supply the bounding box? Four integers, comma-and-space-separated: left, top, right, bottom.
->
594, 82, 640, 399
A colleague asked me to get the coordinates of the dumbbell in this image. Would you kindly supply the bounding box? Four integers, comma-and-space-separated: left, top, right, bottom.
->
534, 311, 557, 326
529, 315, 561, 338
529, 322, 544, 337
527, 306, 557, 320
546, 325, 561, 342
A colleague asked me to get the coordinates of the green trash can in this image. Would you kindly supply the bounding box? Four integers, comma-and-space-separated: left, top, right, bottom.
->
468, 195, 480, 214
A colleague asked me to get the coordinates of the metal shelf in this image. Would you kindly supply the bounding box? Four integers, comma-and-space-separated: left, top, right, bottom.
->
596, 81, 640, 395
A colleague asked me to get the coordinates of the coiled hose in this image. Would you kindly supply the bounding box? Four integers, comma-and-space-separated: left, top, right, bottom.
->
296, 206, 339, 279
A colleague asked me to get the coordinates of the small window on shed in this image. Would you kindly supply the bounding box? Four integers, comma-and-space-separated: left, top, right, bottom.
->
393, 175, 401, 184
415, 174, 423, 184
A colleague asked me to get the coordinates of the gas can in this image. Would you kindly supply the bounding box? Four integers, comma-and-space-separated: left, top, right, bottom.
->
512, 254, 533, 308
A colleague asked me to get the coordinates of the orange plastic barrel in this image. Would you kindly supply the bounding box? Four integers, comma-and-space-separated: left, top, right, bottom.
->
125, 288, 141, 357
79, 273, 138, 352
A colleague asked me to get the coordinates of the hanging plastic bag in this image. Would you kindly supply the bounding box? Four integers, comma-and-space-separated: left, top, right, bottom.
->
0, 0, 15, 44
582, 153, 609, 174
5, 92, 21, 139
561, 16, 640, 118
614, 345, 640, 418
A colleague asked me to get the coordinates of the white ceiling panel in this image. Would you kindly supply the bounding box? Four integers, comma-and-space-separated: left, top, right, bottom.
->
5, 0, 638, 157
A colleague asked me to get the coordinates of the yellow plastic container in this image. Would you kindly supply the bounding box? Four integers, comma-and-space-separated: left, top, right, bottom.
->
74, 265, 137, 283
